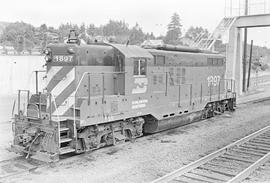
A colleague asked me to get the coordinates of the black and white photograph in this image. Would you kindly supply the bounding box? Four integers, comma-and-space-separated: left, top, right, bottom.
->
0, 0, 270, 182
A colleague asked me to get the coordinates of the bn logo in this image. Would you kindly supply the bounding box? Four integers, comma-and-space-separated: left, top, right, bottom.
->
132, 77, 148, 94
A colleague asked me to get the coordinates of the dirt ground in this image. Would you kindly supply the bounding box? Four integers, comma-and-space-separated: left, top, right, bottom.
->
242, 161, 270, 183
1, 99, 270, 183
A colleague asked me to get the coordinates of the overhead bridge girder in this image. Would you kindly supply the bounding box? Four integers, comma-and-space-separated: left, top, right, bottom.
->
235, 14, 270, 28
225, 14, 270, 95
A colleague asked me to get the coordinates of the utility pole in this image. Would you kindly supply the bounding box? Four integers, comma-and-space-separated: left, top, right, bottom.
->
247, 40, 253, 90
34, 70, 46, 94
242, 0, 248, 92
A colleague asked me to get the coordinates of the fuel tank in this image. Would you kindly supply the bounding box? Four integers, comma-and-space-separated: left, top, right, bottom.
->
143, 111, 203, 134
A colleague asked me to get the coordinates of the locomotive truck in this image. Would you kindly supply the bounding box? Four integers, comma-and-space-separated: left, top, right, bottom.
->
11, 33, 236, 162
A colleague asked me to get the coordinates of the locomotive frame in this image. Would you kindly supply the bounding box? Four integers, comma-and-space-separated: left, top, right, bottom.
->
11, 40, 236, 162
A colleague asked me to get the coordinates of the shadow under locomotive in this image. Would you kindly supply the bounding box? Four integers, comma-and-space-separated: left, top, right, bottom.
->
10, 31, 236, 162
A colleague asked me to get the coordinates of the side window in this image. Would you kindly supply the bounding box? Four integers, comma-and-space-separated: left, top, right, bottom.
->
140, 59, 146, 75
207, 58, 213, 66
134, 58, 147, 76
218, 58, 224, 65
154, 55, 165, 66
208, 57, 225, 66
115, 55, 124, 72
134, 59, 139, 75
213, 58, 218, 65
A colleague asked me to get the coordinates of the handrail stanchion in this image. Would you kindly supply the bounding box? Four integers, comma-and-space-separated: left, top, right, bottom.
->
231, 79, 233, 92
165, 72, 168, 96
218, 80, 221, 100
73, 92, 77, 139
51, 94, 60, 147
102, 73, 105, 104
116, 73, 119, 95
190, 84, 192, 106
49, 93, 52, 121
225, 80, 228, 98
234, 80, 236, 93
38, 92, 41, 118
200, 83, 203, 103
178, 85, 181, 107
18, 90, 21, 116
88, 73, 91, 105
27, 91, 30, 105
210, 84, 212, 102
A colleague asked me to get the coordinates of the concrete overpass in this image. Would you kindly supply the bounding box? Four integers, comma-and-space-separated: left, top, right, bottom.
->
226, 13, 270, 95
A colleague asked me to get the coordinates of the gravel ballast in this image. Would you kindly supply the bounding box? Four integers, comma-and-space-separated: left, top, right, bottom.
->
2, 100, 270, 183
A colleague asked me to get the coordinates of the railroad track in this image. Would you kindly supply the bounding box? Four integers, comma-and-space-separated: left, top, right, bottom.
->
152, 124, 270, 183
0, 157, 44, 180
1, 96, 270, 181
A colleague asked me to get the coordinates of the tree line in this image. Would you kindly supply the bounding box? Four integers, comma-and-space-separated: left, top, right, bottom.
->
0, 12, 269, 72
0, 13, 210, 52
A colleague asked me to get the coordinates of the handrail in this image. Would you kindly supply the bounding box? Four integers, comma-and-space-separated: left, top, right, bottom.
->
176, 78, 235, 107
17, 90, 30, 118
51, 94, 60, 122
72, 71, 126, 140
50, 93, 61, 148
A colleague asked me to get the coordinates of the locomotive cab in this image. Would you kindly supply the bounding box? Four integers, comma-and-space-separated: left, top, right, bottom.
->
11, 40, 153, 161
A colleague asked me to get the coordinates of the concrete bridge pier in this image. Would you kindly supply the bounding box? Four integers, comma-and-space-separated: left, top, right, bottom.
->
226, 27, 243, 95
225, 14, 270, 96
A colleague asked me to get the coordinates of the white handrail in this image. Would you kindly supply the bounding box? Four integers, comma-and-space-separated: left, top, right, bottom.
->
51, 94, 61, 147
72, 71, 126, 139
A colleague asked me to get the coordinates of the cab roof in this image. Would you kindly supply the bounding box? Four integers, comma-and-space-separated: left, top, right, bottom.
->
108, 43, 153, 59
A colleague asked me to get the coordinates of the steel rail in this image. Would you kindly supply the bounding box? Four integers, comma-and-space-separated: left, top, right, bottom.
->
0, 157, 45, 180
228, 152, 270, 183
151, 124, 270, 183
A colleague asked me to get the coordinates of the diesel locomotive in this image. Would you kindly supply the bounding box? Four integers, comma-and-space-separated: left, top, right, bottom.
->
11, 32, 236, 162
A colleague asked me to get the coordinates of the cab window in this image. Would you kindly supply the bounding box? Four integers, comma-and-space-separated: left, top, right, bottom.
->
134, 58, 147, 76
154, 55, 165, 66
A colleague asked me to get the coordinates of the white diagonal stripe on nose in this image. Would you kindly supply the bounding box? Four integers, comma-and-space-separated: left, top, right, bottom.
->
51, 68, 75, 97
46, 66, 63, 85
53, 91, 75, 116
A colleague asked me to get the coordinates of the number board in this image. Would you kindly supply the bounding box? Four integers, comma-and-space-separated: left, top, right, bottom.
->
207, 75, 221, 86
53, 55, 73, 63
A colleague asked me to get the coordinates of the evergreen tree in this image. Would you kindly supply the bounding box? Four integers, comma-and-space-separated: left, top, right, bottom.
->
103, 20, 129, 36
16, 35, 24, 53
129, 23, 145, 45
164, 13, 182, 45
41, 33, 47, 50
79, 23, 87, 42
0, 22, 36, 52
87, 24, 97, 37
39, 24, 48, 33
145, 32, 155, 40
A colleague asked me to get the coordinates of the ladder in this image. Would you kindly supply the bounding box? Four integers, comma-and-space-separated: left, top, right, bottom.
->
59, 120, 76, 155
194, 17, 237, 50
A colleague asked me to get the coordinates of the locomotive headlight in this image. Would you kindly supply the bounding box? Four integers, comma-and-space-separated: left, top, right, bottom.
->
45, 55, 50, 62
44, 48, 51, 55
67, 47, 75, 54
45, 54, 52, 62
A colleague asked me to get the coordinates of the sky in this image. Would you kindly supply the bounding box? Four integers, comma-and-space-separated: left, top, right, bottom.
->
1, 0, 270, 47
